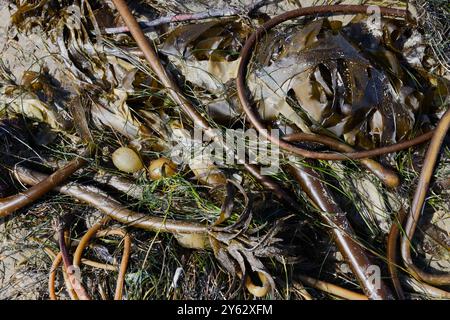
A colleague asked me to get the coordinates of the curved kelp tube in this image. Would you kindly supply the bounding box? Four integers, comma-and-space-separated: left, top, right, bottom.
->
401, 108, 450, 287
236, 5, 434, 161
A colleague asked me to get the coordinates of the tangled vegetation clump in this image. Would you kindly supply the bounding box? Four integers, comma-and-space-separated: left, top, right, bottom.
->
0, 0, 448, 300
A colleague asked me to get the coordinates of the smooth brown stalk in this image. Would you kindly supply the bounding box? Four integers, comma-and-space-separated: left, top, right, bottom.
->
110, 0, 298, 208
73, 217, 110, 271
288, 162, 394, 300
297, 275, 368, 300
48, 253, 60, 300
49, 252, 78, 300
14, 166, 208, 234
0, 153, 88, 217
283, 132, 400, 188
57, 226, 91, 300
48, 251, 117, 300
386, 208, 407, 300
401, 276, 450, 299
401, 108, 450, 286
236, 5, 434, 160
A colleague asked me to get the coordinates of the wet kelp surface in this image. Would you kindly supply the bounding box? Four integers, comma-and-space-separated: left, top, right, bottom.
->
0, 0, 449, 300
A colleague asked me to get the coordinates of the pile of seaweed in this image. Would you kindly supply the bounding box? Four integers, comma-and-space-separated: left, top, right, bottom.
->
0, 0, 448, 300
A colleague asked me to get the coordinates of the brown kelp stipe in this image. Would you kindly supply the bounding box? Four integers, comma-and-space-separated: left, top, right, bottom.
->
57, 223, 91, 300
14, 166, 208, 235
0, 151, 89, 217
96, 229, 131, 300
288, 162, 394, 300
296, 275, 368, 300
283, 132, 401, 188
401, 108, 450, 287
401, 277, 450, 299
236, 5, 434, 161
49, 252, 76, 300
387, 208, 407, 300
48, 246, 117, 300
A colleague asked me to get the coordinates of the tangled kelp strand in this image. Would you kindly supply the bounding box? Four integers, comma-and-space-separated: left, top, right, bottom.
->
73, 220, 131, 300
14, 165, 289, 297
401, 108, 450, 287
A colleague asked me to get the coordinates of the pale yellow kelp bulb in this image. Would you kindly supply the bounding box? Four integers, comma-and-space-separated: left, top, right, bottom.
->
148, 157, 177, 180
245, 272, 271, 297
112, 147, 144, 173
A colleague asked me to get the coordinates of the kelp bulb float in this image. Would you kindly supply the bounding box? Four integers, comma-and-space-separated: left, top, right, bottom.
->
148, 157, 177, 180
245, 271, 271, 297
112, 147, 144, 173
